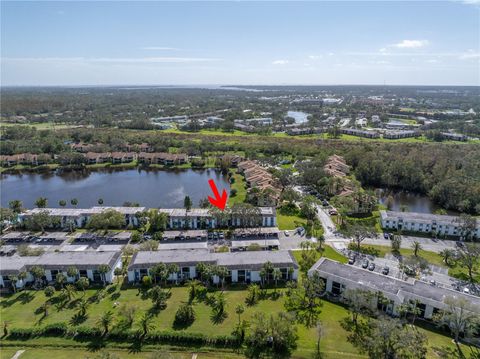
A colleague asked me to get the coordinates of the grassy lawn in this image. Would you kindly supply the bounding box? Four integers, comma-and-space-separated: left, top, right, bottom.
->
227, 173, 247, 205
292, 245, 348, 265
0, 276, 462, 358
277, 213, 307, 230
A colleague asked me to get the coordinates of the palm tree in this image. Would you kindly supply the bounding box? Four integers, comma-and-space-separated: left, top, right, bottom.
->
17, 271, 27, 287
76, 298, 89, 317
138, 312, 155, 338
8, 200, 23, 214
67, 266, 79, 281
97, 310, 114, 336
63, 284, 77, 301
35, 197, 48, 208
440, 249, 455, 266
167, 264, 179, 284
30, 266, 45, 289
56, 273, 66, 289
76, 277, 89, 295
9, 275, 18, 293
412, 241, 422, 257
59, 200, 67, 207
235, 304, 245, 326
272, 268, 282, 291
97, 264, 110, 287
70, 198, 78, 207
98, 198, 104, 205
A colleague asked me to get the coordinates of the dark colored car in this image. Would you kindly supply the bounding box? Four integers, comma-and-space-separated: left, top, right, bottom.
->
383, 233, 389, 239
382, 266, 389, 275
362, 260, 369, 269
348, 257, 355, 265
368, 262, 376, 271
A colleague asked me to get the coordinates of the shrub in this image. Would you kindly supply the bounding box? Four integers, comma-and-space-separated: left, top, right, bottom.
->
9, 327, 35, 339
142, 275, 152, 287
174, 303, 196, 326
230, 188, 238, 197
42, 322, 68, 336
74, 326, 102, 339
44, 285, 55, 297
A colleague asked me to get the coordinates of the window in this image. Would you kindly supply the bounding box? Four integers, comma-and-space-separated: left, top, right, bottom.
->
50, 269, 59, 281
280, 268, 288, 280
79, 270, 88, 278
331, 281, 344, 295
92, 270, 101, 282
181, 267, 190, 279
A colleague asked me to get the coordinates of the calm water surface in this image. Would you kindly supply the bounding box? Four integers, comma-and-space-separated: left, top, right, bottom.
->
0, 169, 229, 208
376, 189, 453, 214
287, 111, 310, 124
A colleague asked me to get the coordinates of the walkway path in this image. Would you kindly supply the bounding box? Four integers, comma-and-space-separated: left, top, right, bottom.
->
10, 350, 25, 359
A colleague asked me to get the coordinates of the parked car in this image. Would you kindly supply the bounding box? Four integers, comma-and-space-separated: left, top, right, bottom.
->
382, 266, 389, 275
328, 209, 338, 215
362, 260, 369, 269
456, 241, 465, 248
368, 262, 376, 271
348, 257, 355, 265
383, 233, 390, 239
284, 230, 290, 236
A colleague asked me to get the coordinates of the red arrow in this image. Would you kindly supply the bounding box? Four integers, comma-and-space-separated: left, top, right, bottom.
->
208, 179, 228, 211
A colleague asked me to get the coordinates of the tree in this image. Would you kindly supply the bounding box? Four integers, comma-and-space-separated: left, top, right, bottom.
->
97, 310, 114, 336
235, 304, 245, 326
8, 200, 23, 214
30, 265, 45, 288
230, 203, 262, 229
212, 292, 227, 321
314, 321, 324, 359
55, 273, 66, 289
149, 286, 170, 310
59, 200, 67, 207
98, 198, 104, 205
174, 303, 196, 327
76, 297, 89, 317
434, 296, 480, 357
9, 275, 18, 293
25, 210, 55, 232
76, 277, 89, 295
245, 312, 298, 359
411, 241, 422, 257
35, 197, 48, 208
183, 196, 192, 212
455, 243, 480, 283
138, 312, 155, 338
342, 288, 375, 330
272, 268, 282, 291
456, 214, 478, 242
346, 224, 372, 254
118, 304, 136, 328
87, 209, 125, 230
284, 272, 324, 328
139, 239, 159, 251
439, 248, 455, 266
67, 266, 79, 280
391, 235, 402, 253
215, 266, 229, 289
63, 284, 77, 301
97, 264, 110, 286
70, 198, 78, 207
44, 285, 55, 298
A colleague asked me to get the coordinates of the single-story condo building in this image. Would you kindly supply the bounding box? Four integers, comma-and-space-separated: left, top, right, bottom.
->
380, 210, 480, 238
128, 249, 298, 284
308, 258, 480, 320
0, 251, 122, 290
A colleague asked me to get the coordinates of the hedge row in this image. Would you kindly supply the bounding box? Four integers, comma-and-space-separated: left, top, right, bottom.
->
8, 323, 240, 348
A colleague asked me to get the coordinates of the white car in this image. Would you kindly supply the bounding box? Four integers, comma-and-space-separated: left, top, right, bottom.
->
284, 231, 290, 236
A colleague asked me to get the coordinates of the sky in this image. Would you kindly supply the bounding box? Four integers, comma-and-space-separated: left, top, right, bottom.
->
1, 1, 479, 86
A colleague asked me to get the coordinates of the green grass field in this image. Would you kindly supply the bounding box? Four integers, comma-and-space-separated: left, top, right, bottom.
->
227, 173, 247, 205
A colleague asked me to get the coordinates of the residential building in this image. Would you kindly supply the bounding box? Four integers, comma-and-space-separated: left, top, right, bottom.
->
323, 155, 350, 177
128, 249, 298, 283
0, 251, 122, 289
340, 128, 380, 139
138, 152, 188, 165
441, 132, 468, 141
380, 210, 480, 238
309, 258, 480, 319
383, 130, 419, 139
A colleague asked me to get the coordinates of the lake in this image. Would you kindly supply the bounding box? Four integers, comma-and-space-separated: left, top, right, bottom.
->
287, 111, 310, 124
0, 169, 230, 209
376, 189, 452, 214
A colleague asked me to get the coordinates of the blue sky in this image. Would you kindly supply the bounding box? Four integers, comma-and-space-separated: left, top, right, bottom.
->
1, 1, 479, 86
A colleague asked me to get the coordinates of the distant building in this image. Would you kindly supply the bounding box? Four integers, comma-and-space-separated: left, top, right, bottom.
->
383, 130, 419, 139
441, 132, 468, 142
309, 257, 480, 320
340, 128, 380, 139
380, 210, 480, 238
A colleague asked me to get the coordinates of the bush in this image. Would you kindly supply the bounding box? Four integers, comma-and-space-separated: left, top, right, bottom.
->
9, 327, 35, 339
142, 275, 152, 287
42, 322, 68, 336
74, 326, 102, 339
230, 188, 238, 197
347, 243, 380, 257
174, 303, 196, 327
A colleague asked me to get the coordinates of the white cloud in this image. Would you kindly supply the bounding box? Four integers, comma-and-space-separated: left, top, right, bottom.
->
426, 59, 440, 63
141, 46, 179, 51
3, 57, 220, 64
327, 52, 334, 56
272, 59, 289, 65
392, 40, 429, 49
459, 50, 480, 59
308, 55, 322, 60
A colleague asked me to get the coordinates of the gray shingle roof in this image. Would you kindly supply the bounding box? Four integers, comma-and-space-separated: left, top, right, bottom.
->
24, 251, 121, 271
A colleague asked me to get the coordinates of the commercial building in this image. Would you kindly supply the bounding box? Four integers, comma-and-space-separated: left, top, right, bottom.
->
128, 249, 298, 284
308, 258, 480, 319
380, 210, 480, 238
